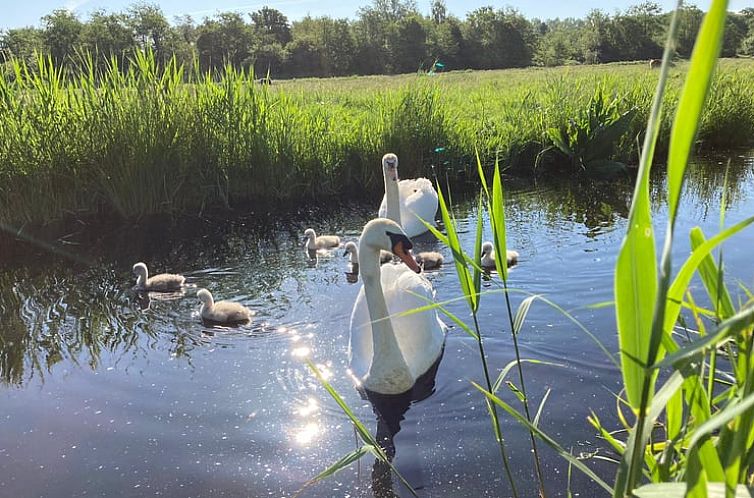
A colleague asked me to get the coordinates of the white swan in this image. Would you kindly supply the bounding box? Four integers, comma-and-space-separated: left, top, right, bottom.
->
377, 153, 438, 238
344, 241, 392, 265
197, 288, 253, 324
304, 228, 340, 250
132, 262, 185, 291
480, 241, 519, 270
415, 251, 444, 270
349, 218, 446, 395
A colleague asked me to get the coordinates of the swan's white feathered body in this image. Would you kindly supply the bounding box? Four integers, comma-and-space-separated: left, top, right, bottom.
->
349, 262, 446, 393
379, 158, 439, 237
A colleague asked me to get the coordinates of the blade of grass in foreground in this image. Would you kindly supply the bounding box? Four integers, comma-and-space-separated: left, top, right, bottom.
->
473, 382, 614, 495
305, 361, 418, 497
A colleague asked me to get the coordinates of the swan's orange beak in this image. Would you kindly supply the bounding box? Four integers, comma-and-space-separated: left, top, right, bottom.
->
393, 241, 421, 273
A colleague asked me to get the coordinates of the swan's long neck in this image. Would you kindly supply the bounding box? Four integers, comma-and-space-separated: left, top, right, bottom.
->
306, 234, 316, 250
349, 247, 359, 264
383, 169, 401, 226
136, 268, 148, 287
201, 295, 214, 314
359, 243, 412, 392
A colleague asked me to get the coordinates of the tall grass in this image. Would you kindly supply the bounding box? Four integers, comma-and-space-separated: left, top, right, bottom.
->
1, 53, 754, 228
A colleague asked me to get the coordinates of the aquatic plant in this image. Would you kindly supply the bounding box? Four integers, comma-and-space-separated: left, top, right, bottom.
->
544, 85, 637, 177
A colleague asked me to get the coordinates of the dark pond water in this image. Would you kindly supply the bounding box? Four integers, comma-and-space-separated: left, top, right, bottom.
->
1, 152, 753, 497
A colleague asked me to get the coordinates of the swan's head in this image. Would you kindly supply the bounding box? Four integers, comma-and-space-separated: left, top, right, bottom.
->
344, 241, 358, 257
360, 218, 420, 273
303, 228, 316, 243
197, 288, 213, 305
481, 242, 494, 256
382, 153, 399, 182
132, 262, 148, 277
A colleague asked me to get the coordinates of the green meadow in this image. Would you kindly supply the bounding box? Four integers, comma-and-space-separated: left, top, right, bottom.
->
1, 54, 753, 227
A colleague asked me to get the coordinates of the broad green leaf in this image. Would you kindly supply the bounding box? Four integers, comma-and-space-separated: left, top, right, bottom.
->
666, 0, 727, 223
633, 483, 753, 498
614, 151, 657, 412
434, 184, 477, 312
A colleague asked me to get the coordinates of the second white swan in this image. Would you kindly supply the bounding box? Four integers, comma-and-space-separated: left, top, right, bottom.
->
377, 153, 438, 238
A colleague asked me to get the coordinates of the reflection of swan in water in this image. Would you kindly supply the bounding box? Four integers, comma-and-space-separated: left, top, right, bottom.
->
365, 350, 444, 497
134, 288, 187, 310
378, 153, 439, 238
349, 219, 446, 395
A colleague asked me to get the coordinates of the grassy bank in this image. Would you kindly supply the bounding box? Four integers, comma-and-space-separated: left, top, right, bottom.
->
1, 54, 753, 227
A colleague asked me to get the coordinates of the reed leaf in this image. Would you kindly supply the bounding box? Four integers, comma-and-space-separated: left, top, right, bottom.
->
474, 382, 614, 494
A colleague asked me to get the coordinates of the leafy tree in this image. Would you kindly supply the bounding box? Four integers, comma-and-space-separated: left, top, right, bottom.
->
250, 7, 292, 46
675, 6, 703, 57
390, 15, 428, 72
430, 0, 447, 24
426, 16, 464, 69
79, 10, 134, 69
195, 13, 254, 72
464, 7, 535, 69
127, 3, 170, 62
41, 9, 83, 65
0, 28, 45, 62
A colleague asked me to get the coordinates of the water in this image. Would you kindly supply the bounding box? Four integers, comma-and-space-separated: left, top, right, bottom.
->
1, 153, 753, 497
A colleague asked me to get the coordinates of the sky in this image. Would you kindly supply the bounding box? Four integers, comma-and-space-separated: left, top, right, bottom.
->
0, 0, 751, 30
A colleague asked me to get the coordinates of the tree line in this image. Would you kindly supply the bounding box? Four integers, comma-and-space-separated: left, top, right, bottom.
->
1, 0, 753, 78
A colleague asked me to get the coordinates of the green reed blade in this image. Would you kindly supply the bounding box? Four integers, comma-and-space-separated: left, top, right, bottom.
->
633, 482, 754, 497
490, 157, 508, 281
655, 304, 754, 370
305, 361, 418, 497
474, 382, 614, 494
666, 0, 728, 225
303, 444, 373, 488
664, 217, 754, 341
689, 227, 735, 320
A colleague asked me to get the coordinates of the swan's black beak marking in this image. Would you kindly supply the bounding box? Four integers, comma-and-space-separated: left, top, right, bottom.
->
386, 231, 412, 252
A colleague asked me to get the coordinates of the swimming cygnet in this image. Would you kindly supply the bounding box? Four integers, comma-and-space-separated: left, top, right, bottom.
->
344, 241, 392, 265
132, 262, 185, 291
197, 288, 253, 324
415, 251, 444, 270
304, 228, 341, 250
480, 242, 519, 270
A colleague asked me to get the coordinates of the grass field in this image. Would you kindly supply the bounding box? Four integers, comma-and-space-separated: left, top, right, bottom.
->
1, 55, 753, 227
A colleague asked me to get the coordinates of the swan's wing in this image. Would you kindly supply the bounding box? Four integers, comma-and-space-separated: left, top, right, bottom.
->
349, 287, 373, 380
397, 178, 439, 238
381, 264, 446, 379
146, 273, 185, 291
